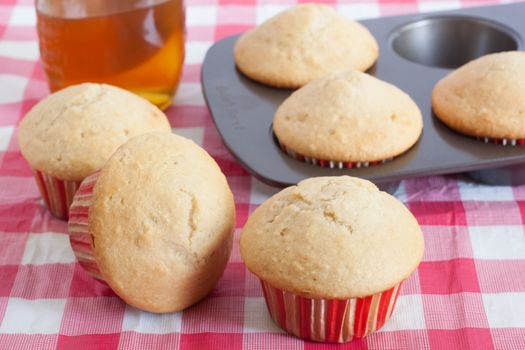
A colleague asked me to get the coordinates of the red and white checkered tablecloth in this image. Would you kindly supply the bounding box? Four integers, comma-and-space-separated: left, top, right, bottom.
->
1, 0, 525, 349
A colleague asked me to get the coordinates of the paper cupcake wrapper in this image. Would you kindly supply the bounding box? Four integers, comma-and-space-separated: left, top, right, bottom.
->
67, 171, 104, 281
261, 280, 402, 343
277, 141, 393, 169
33, 169, 81, 219
477, 137, 525, 146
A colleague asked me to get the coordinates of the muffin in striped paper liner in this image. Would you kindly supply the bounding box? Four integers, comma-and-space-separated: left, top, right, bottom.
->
66, 132, 236, 313
277, 139, 394, 169
18, 83, 171, 220
273, 70, 423, 171
433, 52, 525, 146
261, 280, 402, 342
67, 171, 104, 280
240, 176, 424, 343
33, 169, 81, 219
477, 136, 525, 146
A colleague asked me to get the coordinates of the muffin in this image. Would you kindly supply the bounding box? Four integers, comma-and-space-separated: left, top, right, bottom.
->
432, 51, 525, 145
68, 132, 236, 313
273, 71, 423, 168
240, 176, 424, 342
234, 4, 378, 88
18, 83, 171, 219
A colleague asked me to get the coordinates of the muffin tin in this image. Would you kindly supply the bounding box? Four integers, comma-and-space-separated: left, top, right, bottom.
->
201, 3, 525, 187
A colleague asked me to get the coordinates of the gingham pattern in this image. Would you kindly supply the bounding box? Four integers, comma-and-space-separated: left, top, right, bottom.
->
1, 0, 525, 349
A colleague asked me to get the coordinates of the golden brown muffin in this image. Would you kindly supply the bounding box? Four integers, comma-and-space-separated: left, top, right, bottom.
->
19, 83, 171, 181
432, 51, 525, 142
234, 4, 378, 88
71, 132, 236, 313
240, 176, 424, 299
273, 71, 423, 165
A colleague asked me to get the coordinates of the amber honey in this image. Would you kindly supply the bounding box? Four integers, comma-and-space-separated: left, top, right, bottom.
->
36, 0, 185, 110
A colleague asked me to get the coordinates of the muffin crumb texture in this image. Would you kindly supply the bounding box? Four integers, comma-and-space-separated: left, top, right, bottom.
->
273, 70, 423, 162
432, 51, 525, 139
18, 83, 171, 181
240, 176, 424, 299
89, 132, 235, 312
234, 3, 378, 88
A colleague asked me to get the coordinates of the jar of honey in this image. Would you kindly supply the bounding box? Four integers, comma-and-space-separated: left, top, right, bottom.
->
36, 0, 185, 110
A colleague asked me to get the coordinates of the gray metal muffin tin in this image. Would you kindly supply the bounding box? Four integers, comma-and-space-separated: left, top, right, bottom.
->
201, 3, 525, 187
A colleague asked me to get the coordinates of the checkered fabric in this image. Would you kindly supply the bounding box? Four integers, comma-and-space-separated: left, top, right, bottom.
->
1, 0, 525, 349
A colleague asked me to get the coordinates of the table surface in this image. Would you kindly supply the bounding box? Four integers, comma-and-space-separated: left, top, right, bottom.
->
1, 0, 525, 349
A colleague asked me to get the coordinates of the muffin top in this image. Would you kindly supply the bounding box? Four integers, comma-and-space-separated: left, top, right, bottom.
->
233, 3, 378, 88
432, 51, 525, 139
240, 176, 424, 299
273, 70, 423, 162
89, 132, 235, 312
18, 83, 171, 181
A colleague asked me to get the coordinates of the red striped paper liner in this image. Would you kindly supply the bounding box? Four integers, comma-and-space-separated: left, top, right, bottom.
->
260, 280, 402, 343
477, 136, 525, 146
32, 169, 81, 220
277, 141, 393, 169
67, 171, 104, 281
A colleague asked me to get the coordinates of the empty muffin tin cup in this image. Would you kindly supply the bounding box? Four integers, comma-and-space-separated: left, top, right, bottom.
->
391, 16, 519, 68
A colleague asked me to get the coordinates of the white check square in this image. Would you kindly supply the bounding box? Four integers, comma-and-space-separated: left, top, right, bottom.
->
173, 83, 205, 106
336, 4, 380, 20
0, 126, 14, 151
0, 41, 39, 61
0, 298, 66, 334
418, 1, 461, 13
187, 5, 217, 26
185, 42, 212, 65
469, 226, 525, 260
0, 74, 28, 104
381, 294, 426, 331
459, 182, 514, 201
9, 6, 36, 26
122, 306, 182, 334
483, 292, 525, 328
243, 297, 283, 333
21, 233, 76, 265
255, 5, 290, 25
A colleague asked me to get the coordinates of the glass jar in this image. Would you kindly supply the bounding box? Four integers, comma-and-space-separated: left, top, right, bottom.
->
36, 0, 185, 110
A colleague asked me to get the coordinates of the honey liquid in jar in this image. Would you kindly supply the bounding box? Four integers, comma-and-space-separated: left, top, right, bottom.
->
36, 0, 185, 110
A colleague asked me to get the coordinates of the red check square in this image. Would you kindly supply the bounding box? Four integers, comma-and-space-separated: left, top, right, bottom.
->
419, 259, 481, 294
408, 201, 467, 226
214, 24, 252, 41
180, 333, 242, 350
0, 265, 18, 296
427, 329, 494, 350
210, 262, 245, 297
56, 333, 120, 350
